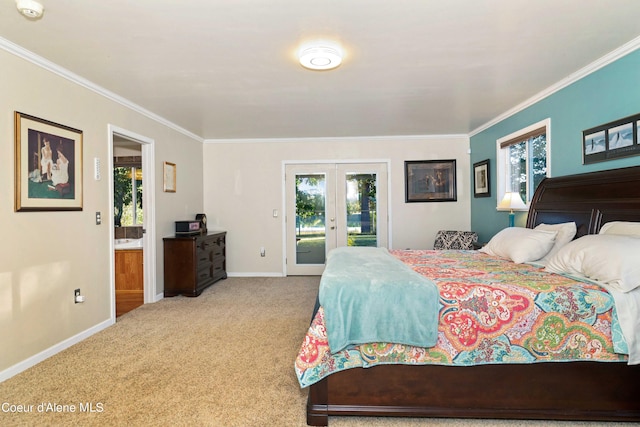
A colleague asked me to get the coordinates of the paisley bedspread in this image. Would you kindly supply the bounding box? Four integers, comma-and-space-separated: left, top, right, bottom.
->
295, 250, 628, 388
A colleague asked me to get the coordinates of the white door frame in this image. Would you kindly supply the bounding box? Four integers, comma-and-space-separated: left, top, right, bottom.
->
108, 125, 157, 320
282, 159, 391, 276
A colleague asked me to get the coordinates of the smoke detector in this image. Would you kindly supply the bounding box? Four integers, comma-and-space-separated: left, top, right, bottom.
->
16, 0, 44, 19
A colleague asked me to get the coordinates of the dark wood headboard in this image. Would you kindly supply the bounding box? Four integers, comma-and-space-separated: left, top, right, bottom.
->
526, 165, 640, 238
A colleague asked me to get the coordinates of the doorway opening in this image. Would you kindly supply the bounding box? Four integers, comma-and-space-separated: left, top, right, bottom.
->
108, 125, 156, 319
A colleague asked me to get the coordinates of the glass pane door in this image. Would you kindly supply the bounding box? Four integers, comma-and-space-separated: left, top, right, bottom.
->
285, 162, 387, 275
345, 173, 377, 247
285, 164, 336, 275
336, 163, 387, 250
294, 173, 327, 265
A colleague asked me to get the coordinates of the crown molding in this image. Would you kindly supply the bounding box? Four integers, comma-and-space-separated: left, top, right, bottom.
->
204, 133, 469, 144
470, 35, 640, 137
0, 36, 203, 143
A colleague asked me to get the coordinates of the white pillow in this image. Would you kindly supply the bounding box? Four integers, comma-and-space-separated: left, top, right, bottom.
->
479, 227, 557, 264
599, 221, 640, 237
545, 234, 640, 293
534, 222, 577, 264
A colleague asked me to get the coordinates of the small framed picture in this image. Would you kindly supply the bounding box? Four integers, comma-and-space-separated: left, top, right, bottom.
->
405, 160, 457, 202
163, 161, 176, 192
473, 159, 490, 198
14, 111, 83, 211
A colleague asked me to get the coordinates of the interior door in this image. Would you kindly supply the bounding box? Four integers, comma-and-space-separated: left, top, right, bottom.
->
285, 162, 388, 275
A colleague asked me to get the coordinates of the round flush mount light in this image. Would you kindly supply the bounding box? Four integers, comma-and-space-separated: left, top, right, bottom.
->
16, 0, 44, 19
298, 42, 343, 71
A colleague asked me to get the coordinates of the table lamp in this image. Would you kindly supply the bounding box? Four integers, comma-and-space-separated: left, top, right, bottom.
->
498, 192, 527, 227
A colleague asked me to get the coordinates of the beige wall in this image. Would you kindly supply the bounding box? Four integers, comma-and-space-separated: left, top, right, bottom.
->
0, 46, 469, 378
0, 49, 204, 376
203, 136, 470, 275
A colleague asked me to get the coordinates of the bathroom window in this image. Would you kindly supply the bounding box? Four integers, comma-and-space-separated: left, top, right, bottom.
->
114, 157, 143, 226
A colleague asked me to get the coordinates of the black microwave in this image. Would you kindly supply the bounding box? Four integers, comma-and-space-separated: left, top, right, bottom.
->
175, 220, 200, 235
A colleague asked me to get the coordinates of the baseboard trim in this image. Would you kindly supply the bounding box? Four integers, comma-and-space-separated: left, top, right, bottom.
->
0, 318, 114, 383
226, 272, 285, 277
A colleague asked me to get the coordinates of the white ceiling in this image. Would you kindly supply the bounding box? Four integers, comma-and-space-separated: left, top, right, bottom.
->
2, 0, 640, 141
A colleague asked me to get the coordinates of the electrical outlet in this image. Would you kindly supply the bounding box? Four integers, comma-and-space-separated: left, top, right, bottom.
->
74, 289, 86, 304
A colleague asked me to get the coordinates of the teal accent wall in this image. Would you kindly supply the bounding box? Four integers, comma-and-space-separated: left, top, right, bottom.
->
470, 49, 640, 243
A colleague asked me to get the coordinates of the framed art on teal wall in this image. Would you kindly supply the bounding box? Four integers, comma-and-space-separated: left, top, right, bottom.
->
473, 159, 490, 198
583, 113, 640, 164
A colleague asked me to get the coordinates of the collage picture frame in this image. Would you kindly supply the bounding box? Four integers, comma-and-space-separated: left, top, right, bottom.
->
583, 113, 640, 164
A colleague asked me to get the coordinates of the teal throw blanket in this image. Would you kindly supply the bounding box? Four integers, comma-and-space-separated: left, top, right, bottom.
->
319, 247, 439, 353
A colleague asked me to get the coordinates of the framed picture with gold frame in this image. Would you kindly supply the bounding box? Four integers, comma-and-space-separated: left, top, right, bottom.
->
163, 161, 176, 192
14, 111, 83, 211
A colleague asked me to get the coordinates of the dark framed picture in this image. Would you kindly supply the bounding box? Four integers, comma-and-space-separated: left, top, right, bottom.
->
473, 159, 490, 198
583, 113, 640, 164
405, 160, 457, 202
14, 111, 83, 211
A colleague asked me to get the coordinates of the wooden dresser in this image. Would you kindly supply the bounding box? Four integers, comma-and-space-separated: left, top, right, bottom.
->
163, 231, 227, 297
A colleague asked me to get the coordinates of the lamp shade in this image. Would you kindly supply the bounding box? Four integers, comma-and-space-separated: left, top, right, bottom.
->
498, 192, 527, 211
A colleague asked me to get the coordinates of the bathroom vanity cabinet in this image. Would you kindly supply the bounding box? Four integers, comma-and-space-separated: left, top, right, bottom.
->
115, 248, 144, 316
163, 231, 227, 297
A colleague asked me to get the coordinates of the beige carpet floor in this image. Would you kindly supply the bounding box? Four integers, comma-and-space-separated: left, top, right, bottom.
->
0, 276, 635, 427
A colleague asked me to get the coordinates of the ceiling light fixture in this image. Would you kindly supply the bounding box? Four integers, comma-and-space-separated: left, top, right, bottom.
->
298, 42, 343, 71
16, 0, 44, 19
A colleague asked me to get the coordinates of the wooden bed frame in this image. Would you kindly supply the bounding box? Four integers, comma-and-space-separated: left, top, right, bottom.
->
307, 165, 640, 426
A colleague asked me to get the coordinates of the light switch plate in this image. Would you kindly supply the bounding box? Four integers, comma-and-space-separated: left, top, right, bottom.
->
94, 157, 101, 180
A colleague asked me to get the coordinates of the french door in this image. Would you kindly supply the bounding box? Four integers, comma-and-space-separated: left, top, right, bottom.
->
285, 162, 388, 275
